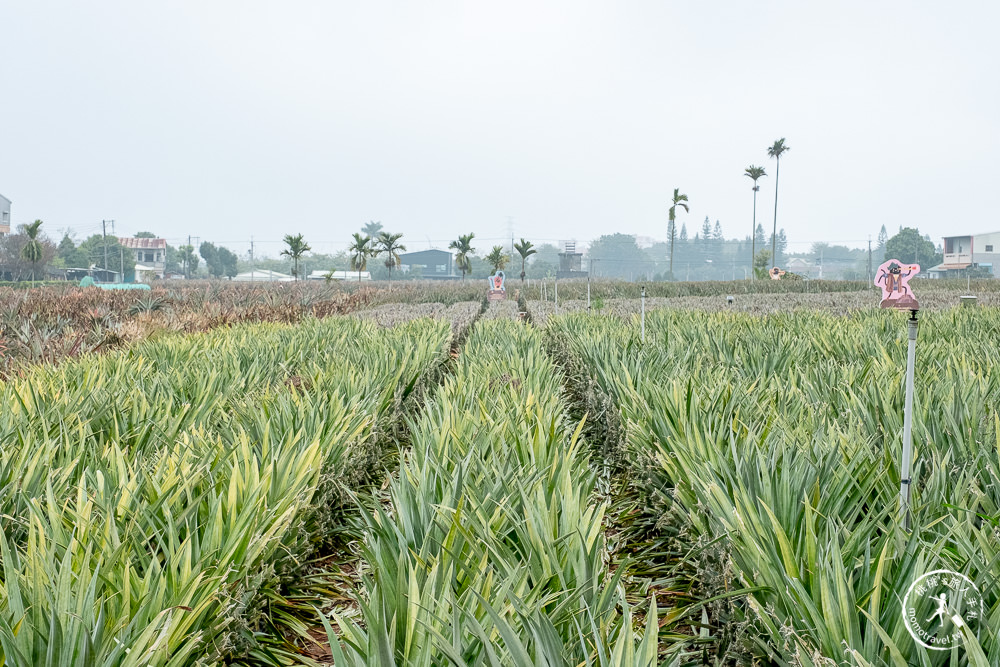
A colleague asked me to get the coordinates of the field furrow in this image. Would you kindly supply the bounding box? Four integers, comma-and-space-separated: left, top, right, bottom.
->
552, 308, 1000, 663
328, 318, 658, 665
0, 317, 451, 665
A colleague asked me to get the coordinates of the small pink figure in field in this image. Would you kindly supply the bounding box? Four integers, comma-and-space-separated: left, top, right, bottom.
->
487, 270, 507, 301
769, 267, 785, 280
875, 259, 919, 310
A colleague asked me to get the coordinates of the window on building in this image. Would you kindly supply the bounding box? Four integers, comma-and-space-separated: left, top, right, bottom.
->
986, 245, 994, 252
1, 211, 7, 223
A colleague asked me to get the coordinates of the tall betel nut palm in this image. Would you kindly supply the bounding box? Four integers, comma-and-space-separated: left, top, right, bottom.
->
281, 233, 311, 280
744, 165, 766, 280
767, 138, 790, 269
362, 220, 383, 237
513, 238, 536, 282
449, 233, 475, 280
376, 231, 406, 283
21, 219, 45, 282
485, 245, 509, 273
668, 188, 689, 280
348, 232, 374, 283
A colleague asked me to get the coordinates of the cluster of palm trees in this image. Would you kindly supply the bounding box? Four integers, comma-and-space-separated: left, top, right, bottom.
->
745, 138, 790, 277
668, 137, 790, 281
346, 225, 407, 283
275, 223, 540, 285
446, 233, 537, 282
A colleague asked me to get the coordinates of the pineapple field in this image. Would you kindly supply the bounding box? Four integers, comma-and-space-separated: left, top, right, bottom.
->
1, 283, 998, 665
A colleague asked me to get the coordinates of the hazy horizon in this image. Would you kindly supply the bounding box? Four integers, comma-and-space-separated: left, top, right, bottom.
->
2, 1, 997, 260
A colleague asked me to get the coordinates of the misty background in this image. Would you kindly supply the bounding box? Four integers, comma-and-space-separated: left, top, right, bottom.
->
1, 1, 997, 276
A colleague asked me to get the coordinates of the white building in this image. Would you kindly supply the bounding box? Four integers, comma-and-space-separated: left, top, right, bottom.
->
232, 269, 294, 282
927, 231, 1000, 278
0, 193, 10, 236
118, 237, 167, 279
308, 269, 371, 281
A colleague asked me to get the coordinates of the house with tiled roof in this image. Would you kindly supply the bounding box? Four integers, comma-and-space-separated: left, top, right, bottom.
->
118, 236, 167, 279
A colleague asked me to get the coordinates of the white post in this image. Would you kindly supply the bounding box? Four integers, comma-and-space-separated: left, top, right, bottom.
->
555, 279, 559, 310
899, 310, 918, 529
587, 277, 591, 311
641, 286, 646, 342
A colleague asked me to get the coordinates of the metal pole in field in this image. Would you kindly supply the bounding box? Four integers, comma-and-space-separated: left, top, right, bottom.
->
587, 275, 591, 312
102, 220, 109, 278
867, 237, 872, 285
899, 309, 918, 529
555, 279, 558, 310
641, 285, 646, 342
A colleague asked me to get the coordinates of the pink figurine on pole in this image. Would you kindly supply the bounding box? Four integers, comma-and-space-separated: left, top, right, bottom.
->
875, 259, 919, 310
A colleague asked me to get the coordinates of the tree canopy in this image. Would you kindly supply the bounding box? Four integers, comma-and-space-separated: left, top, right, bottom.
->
587, 234, 653, 279
884, 227, 941, 268
199, 241, 239, 278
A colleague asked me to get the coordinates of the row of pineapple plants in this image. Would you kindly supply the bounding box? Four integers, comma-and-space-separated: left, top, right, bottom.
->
551, 309, 1000, 664
0, 282, 382, 374
0, 316, 451, 665
326, 318, 660, 665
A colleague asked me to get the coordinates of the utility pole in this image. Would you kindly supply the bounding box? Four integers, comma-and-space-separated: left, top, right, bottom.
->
184, 235, 200, 279
102, 220, 110, 279
250, 236, 255, 282
867, 236, 873, 286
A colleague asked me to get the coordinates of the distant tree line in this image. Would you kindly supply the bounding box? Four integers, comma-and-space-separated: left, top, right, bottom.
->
0, 215, 951, 285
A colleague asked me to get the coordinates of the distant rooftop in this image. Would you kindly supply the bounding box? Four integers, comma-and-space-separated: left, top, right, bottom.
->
118, 237, 167, 249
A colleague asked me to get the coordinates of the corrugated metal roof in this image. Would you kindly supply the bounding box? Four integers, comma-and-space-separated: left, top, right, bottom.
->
118, 237, 167, 249
399, 249, 452, 262
929, 263, 971, 271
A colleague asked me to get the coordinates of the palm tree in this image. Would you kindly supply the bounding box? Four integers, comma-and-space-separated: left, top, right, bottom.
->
20, 219, 44, 282
280, 233, 311, 280
744, 165, 767, 280
668, 188, 689, 280
348, 233, 374, 283
513, 238, 536, 282
485, 245, 509, 273
376, 232, 406, 283
449, 233, 475, 280
362, 220, 383, 237
767, 138, 790, 269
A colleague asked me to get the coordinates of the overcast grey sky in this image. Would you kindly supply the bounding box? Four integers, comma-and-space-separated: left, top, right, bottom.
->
1, 1, 997, 258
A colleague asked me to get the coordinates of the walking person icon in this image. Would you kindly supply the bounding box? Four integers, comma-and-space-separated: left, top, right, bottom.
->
903, 569, 983, 650
927, 594, 949, 627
